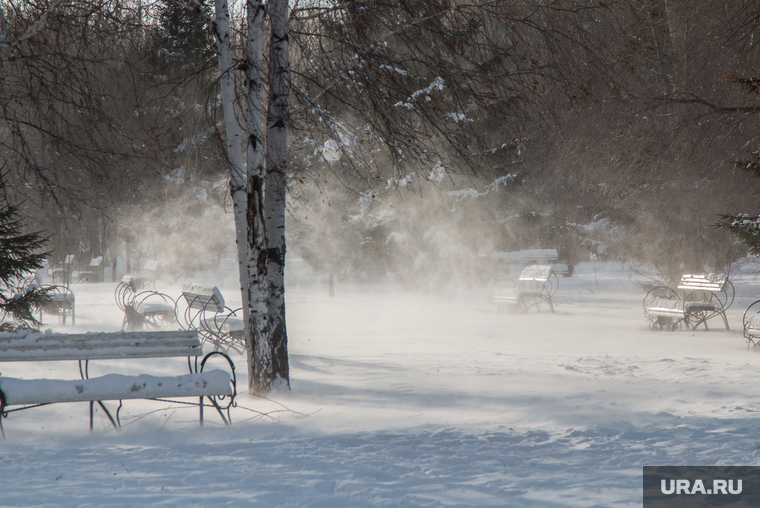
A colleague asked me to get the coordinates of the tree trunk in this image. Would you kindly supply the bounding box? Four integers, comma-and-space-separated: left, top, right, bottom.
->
213, 0, 249, 339
262, 0, 290, 392
245, 0, 271, 395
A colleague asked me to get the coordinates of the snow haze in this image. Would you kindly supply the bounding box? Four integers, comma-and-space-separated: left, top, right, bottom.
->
3, 260, 760, 506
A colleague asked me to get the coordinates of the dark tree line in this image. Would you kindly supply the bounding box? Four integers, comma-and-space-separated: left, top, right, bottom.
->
0, 1, 227, 279
288, 0, 760, 287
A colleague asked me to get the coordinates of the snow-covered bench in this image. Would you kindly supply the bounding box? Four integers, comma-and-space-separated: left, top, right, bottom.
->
175, 284, 245, 354
643, 273, 734, 331
76, 256, 104, 283
114, 276, 176, 331
494, 249, 572, 277
132, 259, 160, 289
42, 286, 76, 325
490, 265, 558, 313
742, 300, 760, 348
50, 254, 76, 285
16, 272, 76, 326
0, 330, 236, 437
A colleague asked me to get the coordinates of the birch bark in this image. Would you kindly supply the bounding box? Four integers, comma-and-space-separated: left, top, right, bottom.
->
244, 0, 271, 395
212, 0, 248, 336
262, 0, 290, 391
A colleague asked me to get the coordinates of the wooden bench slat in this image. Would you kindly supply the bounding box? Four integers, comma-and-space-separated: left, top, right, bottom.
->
0, 370, 232, 406
0, 348, 202, 362
182, 284, 226, 312
646, 299, 719, 314
0, 337, 200, 349
518, 265, 553, 282
0, 330, 197, 345
677, 283, 725, 291
0, 331, 203, 362
677, 274, 728, 291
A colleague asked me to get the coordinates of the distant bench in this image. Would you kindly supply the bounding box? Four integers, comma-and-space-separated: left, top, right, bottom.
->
176, 284, 245, 354
76, 256, 104, 283
643, 273, 734, 331
133, 259, 159, 289
491, 265, 558, 313
743, 301, 760, 349
114, 276, 176, 331
493, 249, 572, 277
19, 272, 75, 326
42, 287, 76, 325
0, 330, 236, 437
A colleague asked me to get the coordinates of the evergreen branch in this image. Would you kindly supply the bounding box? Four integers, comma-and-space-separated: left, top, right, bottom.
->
716, 213, 760, 256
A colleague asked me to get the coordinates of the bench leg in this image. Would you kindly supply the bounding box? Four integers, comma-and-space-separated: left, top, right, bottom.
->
687, 310, 730, 332
197, 396, 231, 426
90, 401, 120, 432
0, 392, 5, 439
721, 311, 730, 331
649, 315, 680, 331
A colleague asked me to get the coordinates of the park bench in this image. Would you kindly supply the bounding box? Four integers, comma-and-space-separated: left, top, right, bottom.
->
494, 248, 572, 277
114, 276, 176, 331
175, 283, 245, 354
51, 254, 76, 285
42, 286, 76, 325
76, 256, 104, 283
19, 272, 75, 326
0, 330, 236, 437
490, 265, 558, 313
13, 271, 76, 325
742, 300, 760, 349
643, 273, 734, 331
133, 259, 160, 289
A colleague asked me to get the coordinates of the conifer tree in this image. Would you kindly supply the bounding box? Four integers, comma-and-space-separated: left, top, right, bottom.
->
0, 203, 50, 332
156, 0, 214, 71
717, 77, 760, 254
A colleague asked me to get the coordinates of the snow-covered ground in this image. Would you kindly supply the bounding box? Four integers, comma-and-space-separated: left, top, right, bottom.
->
3, 261, 760, 507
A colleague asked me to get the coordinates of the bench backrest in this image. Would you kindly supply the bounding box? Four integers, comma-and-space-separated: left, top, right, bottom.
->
0, 330, 202, 362
182, 283, 226, 313
519, 264, 553, 282
497, 249, 558, 265
143, 259, 159, 272
121, 275, 138, 293
677, 273, 728, 292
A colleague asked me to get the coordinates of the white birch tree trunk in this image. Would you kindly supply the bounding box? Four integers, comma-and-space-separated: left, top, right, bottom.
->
244, 0, 271, 395
263, 0, 290, 391
212, 0, 250, 355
